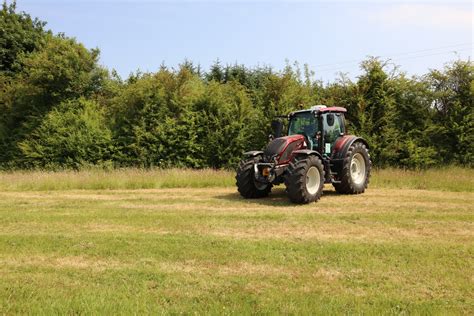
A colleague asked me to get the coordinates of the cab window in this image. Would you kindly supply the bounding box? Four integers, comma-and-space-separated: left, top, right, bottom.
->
288, 112, 319, 150
323, 113, 343, 151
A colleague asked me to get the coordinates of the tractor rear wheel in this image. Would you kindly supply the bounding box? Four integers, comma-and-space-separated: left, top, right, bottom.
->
236, 156, 272, 198
333, 142, 371, 194
285, 155, 325, 204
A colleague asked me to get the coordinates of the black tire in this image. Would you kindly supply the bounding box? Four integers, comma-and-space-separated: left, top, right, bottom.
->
285, 155, 325, 204
333, 142, 371, 194
236, 156, 272, 199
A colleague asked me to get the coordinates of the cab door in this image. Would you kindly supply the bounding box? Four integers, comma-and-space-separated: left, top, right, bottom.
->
322, 113, 344, 155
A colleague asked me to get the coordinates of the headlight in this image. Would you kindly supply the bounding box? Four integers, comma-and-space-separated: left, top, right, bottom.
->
262, 167, 270, 177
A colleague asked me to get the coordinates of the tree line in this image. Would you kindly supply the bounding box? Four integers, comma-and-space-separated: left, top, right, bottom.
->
1, 2, 473, 170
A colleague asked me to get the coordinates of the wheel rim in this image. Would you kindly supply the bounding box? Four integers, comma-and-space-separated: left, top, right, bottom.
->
350, 153, 366, 185
254, 180, 267, 191
306, 166, 320, 195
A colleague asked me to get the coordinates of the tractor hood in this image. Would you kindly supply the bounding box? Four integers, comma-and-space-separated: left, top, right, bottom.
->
264, 135, 306, 164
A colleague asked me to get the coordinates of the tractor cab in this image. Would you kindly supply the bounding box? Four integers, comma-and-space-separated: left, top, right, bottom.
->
287, 105, 347, 157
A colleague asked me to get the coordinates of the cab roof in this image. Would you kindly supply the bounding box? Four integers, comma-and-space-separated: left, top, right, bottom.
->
290, 105, 347, 116
318, 106, 347, 113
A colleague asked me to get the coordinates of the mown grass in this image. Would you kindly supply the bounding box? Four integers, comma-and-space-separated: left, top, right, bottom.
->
0, 169, 473, 314
0, 166, 472, 192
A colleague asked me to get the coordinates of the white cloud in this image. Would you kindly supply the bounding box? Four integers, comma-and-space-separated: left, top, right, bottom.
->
364, 3, 472, 29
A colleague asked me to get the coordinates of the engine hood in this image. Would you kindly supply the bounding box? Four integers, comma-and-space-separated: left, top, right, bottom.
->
264, 135, 306, 164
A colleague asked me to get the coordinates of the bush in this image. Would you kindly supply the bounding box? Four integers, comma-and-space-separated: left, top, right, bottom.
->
18, 98, 113, 169
1, 0, 472, 170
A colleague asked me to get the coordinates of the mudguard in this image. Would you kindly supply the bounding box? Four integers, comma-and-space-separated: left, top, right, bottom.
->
332, 136, 369, 160
243, 150, 264, 157
292, 149, 324, 161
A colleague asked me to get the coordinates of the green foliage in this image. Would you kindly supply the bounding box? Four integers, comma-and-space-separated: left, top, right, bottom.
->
16, 34, 101, 105
110, 69, 205, 167
0, 1, 48, 74
195, 80, 262, 168
110, 68, 262, 168
0, 30, 105, 166
0, 4, 473, 170
354, 58, 397, 165
426, 60, 474, 166
18, 98, 112, 169
317, 59, 473, 169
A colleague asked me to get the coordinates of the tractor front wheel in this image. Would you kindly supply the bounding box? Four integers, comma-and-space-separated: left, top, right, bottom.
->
285, 155, 325, 204
236, 156, 272, 199
333, 142, 371, 194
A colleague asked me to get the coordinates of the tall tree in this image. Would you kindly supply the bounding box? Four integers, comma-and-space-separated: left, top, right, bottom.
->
426, 60, 474, 165
355, 58, 398, 165
0, 34, 104, 165
0, 1, 48, 74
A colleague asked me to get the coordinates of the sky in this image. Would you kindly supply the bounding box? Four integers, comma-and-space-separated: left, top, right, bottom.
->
15, 0, 473, 82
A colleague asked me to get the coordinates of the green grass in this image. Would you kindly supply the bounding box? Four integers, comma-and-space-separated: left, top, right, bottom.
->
0, 166, 472, 191
0, 169, 473, 314
370, 167, 474, 192
0, 168, 235, 191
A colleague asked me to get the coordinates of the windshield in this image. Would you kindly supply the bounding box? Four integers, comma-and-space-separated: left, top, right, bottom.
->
288, 112, 318, 137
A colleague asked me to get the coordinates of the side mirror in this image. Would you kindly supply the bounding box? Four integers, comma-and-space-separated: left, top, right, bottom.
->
327, 114, 335, 127
271, 120, 283, 139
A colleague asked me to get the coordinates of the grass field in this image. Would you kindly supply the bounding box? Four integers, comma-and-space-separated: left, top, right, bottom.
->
0, 168, 473, 314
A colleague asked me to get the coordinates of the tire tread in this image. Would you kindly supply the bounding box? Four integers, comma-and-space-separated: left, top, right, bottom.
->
333, 142, 371, 194
236, 157, 272, 198
285, 155, 325, 204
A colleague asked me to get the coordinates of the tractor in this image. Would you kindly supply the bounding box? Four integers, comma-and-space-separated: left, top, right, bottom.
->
236, 105, 371, 204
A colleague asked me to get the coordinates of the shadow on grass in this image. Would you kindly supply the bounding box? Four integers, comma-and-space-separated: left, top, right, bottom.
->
216, 187, 340, 206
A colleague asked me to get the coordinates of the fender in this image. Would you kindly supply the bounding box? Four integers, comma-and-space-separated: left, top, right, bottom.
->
332, 136, 369, 160
292, 149, 324, 162
243, 150, 264, 157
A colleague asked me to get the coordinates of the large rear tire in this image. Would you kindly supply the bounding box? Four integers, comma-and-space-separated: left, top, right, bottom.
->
285, 155, 325, 204
236, 156, 272, 199
333, 142, 371, 194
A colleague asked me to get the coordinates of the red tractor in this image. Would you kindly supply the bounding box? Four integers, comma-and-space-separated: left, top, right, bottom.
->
236, 105, 371, 204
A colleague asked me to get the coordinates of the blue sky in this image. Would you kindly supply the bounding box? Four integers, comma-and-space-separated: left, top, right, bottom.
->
16, 0, 473, 81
